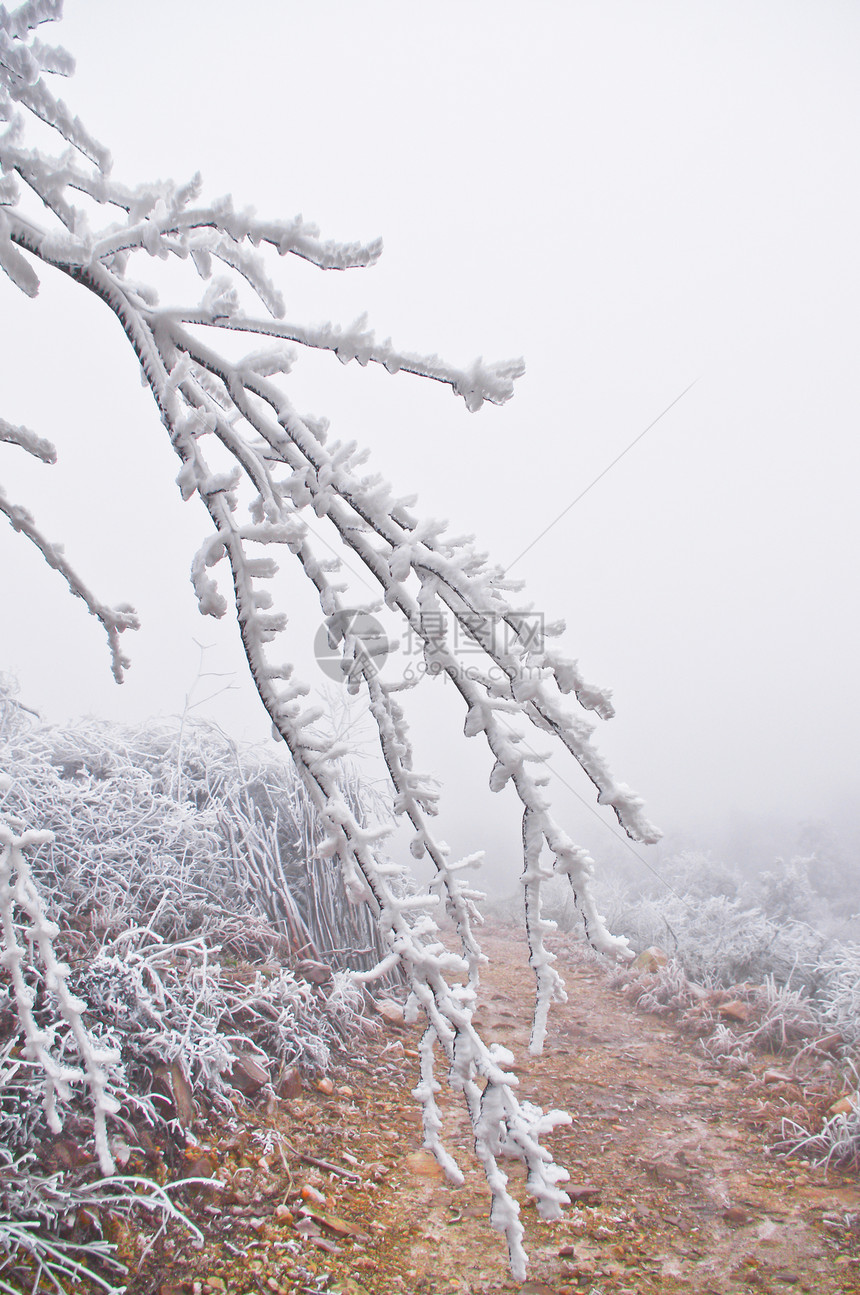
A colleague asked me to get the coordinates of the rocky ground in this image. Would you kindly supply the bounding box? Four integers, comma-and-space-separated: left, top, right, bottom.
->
86, 929, 860, 1294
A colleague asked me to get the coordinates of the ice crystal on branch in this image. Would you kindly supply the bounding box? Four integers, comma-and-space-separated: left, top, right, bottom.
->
0, 824, 121, 1174
0, 1, 660, 1276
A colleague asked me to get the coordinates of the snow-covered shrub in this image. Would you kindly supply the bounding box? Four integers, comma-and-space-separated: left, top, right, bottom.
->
756, 857, 820, 925
659, 850, 743, 903
0, 676, 395, 972
744, 975, 820, 1054
618, 957, 696, 1017
600, 887, 830, 993
0, 684, 385, 1172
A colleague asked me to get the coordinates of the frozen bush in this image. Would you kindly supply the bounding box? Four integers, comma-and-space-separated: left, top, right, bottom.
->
0, 677, 395, 972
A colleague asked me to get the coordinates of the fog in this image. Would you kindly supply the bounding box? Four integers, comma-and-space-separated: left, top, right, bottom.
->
2, 1, 858, 896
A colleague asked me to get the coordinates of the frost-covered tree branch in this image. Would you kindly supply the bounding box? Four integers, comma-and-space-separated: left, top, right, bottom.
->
0, 2, 660, 1276
0, 824, 121, 1174
0, 487, 139, 682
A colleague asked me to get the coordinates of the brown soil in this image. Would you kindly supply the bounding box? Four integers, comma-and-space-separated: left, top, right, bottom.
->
130, 928, 860, 1295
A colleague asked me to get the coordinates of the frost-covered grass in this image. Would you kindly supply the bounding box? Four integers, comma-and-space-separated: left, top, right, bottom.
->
0, 677, 396, 1288
780, 1094, 860, 1171
0, 677, 395, 970
0, 1149, 203, 1295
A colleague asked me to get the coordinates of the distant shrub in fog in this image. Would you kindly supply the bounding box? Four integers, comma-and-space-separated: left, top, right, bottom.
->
602, 891, 829, 992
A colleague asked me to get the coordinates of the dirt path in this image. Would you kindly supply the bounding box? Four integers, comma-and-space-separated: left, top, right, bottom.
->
143, 928, 860, 1295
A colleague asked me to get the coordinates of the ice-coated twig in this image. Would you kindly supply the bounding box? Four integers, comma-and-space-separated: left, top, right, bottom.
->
0, 489, 139, 683
0, 416, 56, 463
0, 825, 121, 1173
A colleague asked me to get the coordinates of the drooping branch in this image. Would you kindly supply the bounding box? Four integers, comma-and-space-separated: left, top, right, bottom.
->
0, 4, 661, 1276
0, 487, 139, 683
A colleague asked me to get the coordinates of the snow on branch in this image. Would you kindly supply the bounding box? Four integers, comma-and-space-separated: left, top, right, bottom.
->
0, 488, 139, 682
0, 4, 661, 1277
0, 415, 55, 462
0, 824, 121, 1174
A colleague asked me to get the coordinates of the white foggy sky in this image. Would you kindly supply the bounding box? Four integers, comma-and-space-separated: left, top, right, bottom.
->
2, 1, 858, 881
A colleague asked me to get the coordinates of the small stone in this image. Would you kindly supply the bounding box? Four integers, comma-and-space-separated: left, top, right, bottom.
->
274, 1204, 293, 1222
316, 1076, 334, 1096
376, 998, 406, 1025
277, 1066, 302, 1100
816, 1032, 844, 1054
763, 1069, 792, 1085
229, 1053, 270, 1096
179, 1153, 218, 1195
722, 1206, 750, 1224
108, 1135, 133, 1168
718, 1000, 749, 1023
153, 1061, 196, 1129
300, 1206, 369, 1240
567, 1183, 601, 1204
301, 1184, 327, 1205
630, 946, 669, 973
829, 1095, 856, 1115
50, 1138, 94, 1170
